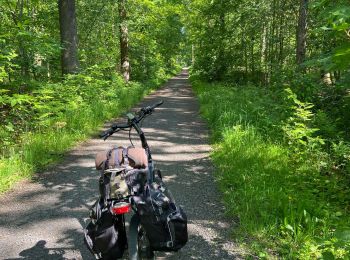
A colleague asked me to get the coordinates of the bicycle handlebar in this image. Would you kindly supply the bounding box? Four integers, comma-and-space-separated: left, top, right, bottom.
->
151, 100, 164, 110
99, 100, 163, 140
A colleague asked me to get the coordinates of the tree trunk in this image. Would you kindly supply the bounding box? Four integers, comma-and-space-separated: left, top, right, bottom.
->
250, 37, 255, 76
296, 0, 308, 66
58, 0, 79, 75
260, 24, 267, 68
278, 0, 286, 66
118, 0, 130, 82
214, 10, 226, 80
16, 0, 30, 79
268, 0, 277, 79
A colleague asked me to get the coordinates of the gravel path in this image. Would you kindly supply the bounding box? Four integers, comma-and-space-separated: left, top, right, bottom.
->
0, 70, 243, 259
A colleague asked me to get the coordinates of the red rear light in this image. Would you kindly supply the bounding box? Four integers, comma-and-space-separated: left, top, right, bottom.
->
111, 202, 131, 215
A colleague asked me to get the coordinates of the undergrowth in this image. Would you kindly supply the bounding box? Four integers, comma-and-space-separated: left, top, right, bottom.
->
0, 68, 171, 193
192, 79, 350, 259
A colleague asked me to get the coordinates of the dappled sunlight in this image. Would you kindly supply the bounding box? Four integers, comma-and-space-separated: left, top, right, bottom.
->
0, 70, 242, 259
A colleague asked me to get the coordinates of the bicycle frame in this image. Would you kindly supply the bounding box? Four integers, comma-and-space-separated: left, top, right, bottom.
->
131, 121, 155, 184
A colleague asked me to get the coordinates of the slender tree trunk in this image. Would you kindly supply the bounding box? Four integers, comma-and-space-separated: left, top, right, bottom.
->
215, 9, 226, 80
58, 0, 79, 75
118, 0, 130, 82
296, 0, 308, 66
263, 22, 270, 84
16, 0, 30, 79
260, 24, 266, 68
278, 0, 286, 66
269, 0, 277, 79
250, 37, 255, 76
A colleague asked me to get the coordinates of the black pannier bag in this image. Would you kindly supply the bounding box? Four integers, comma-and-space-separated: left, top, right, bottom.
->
133, 178, 188, 252
84, 199, 127, 260
125, 168, 148, 195
84, 146, 148, 259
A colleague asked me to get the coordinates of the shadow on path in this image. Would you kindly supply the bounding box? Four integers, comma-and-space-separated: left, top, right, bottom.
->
0, 70, 243, 259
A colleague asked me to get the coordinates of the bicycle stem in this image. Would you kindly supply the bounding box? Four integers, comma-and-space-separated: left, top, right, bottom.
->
132, 121, 154, 184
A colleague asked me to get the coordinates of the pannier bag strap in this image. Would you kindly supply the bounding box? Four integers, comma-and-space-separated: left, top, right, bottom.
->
84, 228, 103, 259
159, 241, 174, 248
99, 169, 107, 205
115, 147, 120, 166
110, 171, 117, 183
166, 214, 174, 246
122, 147, 129, 167
109, 147, 121, 182
105, 149, 113, 169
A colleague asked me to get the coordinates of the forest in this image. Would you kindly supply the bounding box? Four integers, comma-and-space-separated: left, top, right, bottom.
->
0, 0, 185, 189
1, 0, 350, 258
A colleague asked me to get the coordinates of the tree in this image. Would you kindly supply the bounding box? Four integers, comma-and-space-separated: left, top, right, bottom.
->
58, 0, 79, 74
119, 0, 130, 82
296, 0, 308, 66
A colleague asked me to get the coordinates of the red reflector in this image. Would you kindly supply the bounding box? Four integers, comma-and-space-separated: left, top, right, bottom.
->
111, 203, 131, 215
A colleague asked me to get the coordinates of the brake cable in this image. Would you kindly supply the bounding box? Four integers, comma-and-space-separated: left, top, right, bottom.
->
129, 127, 135, 147
130, 112, 148, 147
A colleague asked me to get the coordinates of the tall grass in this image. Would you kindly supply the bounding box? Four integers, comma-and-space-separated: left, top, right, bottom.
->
0, 73, 170, 193
192, 80, 350, 259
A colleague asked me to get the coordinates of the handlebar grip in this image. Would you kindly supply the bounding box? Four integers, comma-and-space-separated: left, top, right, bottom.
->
117, 123, 131, 129
99, 122, 131, 139
99, 131, 107, 138
150, 100, 164, 110
99, 128, 113, 138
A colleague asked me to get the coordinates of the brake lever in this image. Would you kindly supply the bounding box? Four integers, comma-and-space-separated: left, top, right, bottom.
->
99, 131, 108, 138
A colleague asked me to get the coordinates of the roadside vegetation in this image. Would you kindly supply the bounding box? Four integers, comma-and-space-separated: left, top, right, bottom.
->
192, 79, 350, 258
0, 72, 171, 192
0, 0, 185, 192
187, 0, 350, 258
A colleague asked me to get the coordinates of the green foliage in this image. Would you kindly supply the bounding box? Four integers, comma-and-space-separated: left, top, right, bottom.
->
308, 2, 350, 72
187, 0, 350, 257
0, 0, 61, 83
331, 141, 350, 174
0, 67, 169, 193
282, 88, 324, 158
77, 0, 185, 82
185, 0, 350, 87
0, 0, 183, 192
192, 79, 350, 259
0, 49, 18, 83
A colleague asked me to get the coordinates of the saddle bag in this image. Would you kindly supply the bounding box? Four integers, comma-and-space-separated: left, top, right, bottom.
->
95, 146, 148, 170
135, 179, 188, 252
96, 146, 148, 200
84, 199, 127, 260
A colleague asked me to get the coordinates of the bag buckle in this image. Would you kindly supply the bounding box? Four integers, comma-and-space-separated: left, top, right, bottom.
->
166, 241, 174, 248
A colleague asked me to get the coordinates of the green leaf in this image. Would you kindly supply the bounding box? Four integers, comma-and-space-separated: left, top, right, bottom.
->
335, 229, 350, 242
335, 211, 342, 217
5, 123, 14, 132
10, 98, 18, 107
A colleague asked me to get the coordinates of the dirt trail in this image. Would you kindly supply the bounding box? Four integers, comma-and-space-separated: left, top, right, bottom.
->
0, 70, 243, 259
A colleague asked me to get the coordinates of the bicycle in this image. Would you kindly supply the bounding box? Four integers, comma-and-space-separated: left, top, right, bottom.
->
85, 100, 187, 260
98, 100, 163, 260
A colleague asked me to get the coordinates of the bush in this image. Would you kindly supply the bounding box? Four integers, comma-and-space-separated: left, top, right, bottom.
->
0, 67, 172, 193
192, 79, 350, 259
